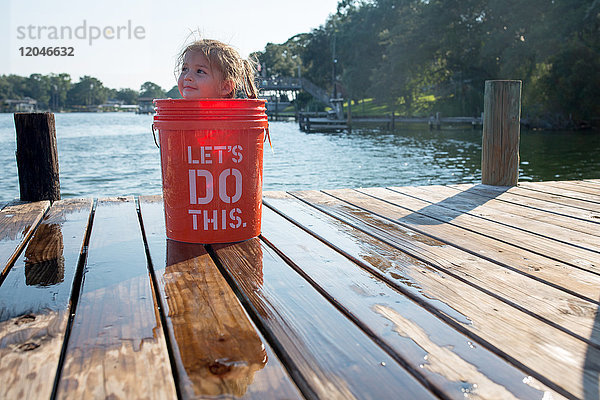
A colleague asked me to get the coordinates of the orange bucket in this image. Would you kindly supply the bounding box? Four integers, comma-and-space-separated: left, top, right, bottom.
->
153, 99, 268, 243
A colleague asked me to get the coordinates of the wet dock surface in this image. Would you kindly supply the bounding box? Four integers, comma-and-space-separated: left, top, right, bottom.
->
1, 180, 599, 399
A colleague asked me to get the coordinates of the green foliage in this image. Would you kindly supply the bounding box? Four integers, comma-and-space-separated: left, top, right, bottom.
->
115, 88, 139, 104
0, 75, 27, 101
542, 44, 600, 121
253, 0, 599, 126
26, 74, 51, 109
256, 38, 304, 78
165, 85, 182, 99
0, 74, 168, 110
48, 73, 72, 110
67, 76, 107, 106
139, 81, 166, 99
1, 0, 597, 123
293, 91, 326, 111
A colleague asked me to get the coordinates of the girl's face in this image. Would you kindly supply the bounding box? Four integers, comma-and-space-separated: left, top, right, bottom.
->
178, 51, 232, 99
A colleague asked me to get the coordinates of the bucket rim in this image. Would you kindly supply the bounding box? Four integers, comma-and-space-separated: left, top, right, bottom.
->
153, 119, 268, 130
153, 98, 266, 107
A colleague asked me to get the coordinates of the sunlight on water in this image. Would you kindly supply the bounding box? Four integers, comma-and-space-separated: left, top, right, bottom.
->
0, 113, 598, 203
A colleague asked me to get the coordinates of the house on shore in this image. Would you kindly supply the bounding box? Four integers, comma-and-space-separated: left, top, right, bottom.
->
2, 97, 37, 112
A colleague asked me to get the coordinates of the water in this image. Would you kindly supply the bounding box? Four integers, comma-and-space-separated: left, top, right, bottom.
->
1, 112, 599, 203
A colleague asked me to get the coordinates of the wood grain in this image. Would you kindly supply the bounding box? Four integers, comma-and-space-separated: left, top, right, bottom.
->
444, 184, 600, 223
481, 80, 521, 186
323, 187, 600, 343
546, 180, 600, 197
360, 187, 599, 276
55, 197, 177, 399
0, 201, 49, 281
14, 113, 60, 202
212, 236, 438, 399
388, 184, 600, 250
0, 199, 92, 400
373, 185, 600, 302
452, 182, 600, 214
138, 195, 303, 399
260, 201, 558, 400
519, 181, 600, 205
277, 189, 599, 399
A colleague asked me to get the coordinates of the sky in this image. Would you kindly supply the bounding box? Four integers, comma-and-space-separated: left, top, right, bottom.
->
1, 0, 340, 91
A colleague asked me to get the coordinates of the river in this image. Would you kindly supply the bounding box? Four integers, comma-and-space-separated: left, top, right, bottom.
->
1, 112, 598, 203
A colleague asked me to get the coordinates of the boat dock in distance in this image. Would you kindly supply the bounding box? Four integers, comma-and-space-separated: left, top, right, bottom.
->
298, 111, 483, 132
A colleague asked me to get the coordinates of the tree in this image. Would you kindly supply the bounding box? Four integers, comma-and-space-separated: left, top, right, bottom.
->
48, 73, 71, 110
542, 44, 600, 122
0, 75, 27, 100
25, 74, 51, 109
139, 81, 165, 99
257, 39, 304, 78
335, 1, 385, 101
67, 76, 107, 106
165, 85, 182, 98
115, 88, 139, 104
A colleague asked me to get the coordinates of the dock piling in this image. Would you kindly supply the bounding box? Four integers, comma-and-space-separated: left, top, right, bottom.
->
481, 80, 522, 186
14, 112, 60, 202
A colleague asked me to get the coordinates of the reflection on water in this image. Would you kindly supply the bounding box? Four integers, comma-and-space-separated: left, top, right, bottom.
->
0, 112, 598, 203
24, 223, 65, 286
164, 240, 266, 397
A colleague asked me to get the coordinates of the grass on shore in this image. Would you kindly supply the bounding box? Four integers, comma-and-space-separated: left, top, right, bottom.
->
283, 95, 438, 117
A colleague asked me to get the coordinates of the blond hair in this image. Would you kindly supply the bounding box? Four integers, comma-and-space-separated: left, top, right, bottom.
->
176, 39, 258, 99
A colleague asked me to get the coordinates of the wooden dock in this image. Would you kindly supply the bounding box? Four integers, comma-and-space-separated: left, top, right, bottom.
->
298, 113, 483, 132
1, 179, 598, 399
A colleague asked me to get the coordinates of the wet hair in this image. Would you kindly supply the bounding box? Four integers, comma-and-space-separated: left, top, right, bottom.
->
176, 39, 258, 99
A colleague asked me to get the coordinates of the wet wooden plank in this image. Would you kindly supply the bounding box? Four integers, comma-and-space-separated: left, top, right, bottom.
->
356, 187, 599, 276
0, 201, 49, 280
211, 237, 438, 400
55, 197, 177, 399
281, 190, 599, 399
323, 188, 600, 337
564, 180, 600, 190
260, 200, 560, 400
138, 195, 303, 400
519, 181, 600, 204
444, 184, 600, 223
584, 179, 600, 186
340, 187, 600, 305
0, 199, 92, 400
388, 184, 599, 250
545, 180, 600, 197
453, 183, 600, 213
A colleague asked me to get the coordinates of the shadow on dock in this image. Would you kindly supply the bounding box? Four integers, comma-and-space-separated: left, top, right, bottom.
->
396, 185, 507, 226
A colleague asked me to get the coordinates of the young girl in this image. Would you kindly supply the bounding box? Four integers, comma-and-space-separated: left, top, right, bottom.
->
176, 39, 258, 99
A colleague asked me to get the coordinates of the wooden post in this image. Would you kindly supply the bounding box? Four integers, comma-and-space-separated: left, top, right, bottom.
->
346, 98, 352, 123
481, 80, 522, 186
346, 98, 352, 132
14, 113, 60, 202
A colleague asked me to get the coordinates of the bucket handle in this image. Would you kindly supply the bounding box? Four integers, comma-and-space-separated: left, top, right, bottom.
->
152, 124, 159, 148
264, 125, 273, 151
